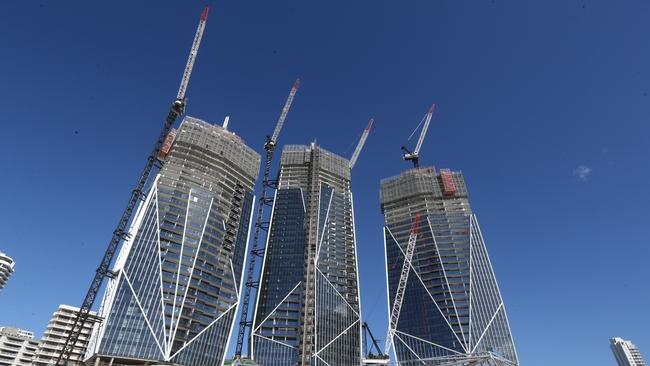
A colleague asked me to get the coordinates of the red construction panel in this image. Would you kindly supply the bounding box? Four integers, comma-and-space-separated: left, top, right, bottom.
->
159, 128, 177, 158
440, 169, 456, 196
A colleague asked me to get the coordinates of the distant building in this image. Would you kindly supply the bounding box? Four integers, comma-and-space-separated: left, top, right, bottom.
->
33, 305, 96, 365
0, 327, 40, 366
380, 167, 518, 365
0, 252, 15, 292
85, 117, 260, 366
611, 337, 646, 366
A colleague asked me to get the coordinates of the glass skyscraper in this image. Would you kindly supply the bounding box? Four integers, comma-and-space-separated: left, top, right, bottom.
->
251, 144, 362, 366
86, 116, 260, 366
380, 167, 518, 366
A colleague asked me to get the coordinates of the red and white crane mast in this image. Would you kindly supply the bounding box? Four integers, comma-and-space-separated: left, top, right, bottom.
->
349, 118, 374, 169
384, 213, 421, 356
176, 6, 209, 102
268, 78, 301, 148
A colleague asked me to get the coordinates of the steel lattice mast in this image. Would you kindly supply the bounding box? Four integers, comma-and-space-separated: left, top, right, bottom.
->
402, 103, 435, 168
55, 6, 209, 365
233, 78, 302, 359
349, 118, 374, 169
384, 213, 420, 356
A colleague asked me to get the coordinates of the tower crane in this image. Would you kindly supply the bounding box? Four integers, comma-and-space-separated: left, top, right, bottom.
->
384, 213, 421, 357
401, 103, 435, 168
56, 6, 209, 365
267, 78, 301, 148
362, 322, 389, 365
233, 78, 302, 360
349, 118, 374, 169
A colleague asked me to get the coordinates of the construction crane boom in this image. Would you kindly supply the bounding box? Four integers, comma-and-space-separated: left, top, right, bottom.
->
349, 118, 374, 169
56, 7, 209, 365
363, 322, 388, 361
177, 6, 209, 101
234, 78, 302, 359
402, 103, 435, 168
384, 213, 420, 356
269, 78, 301, 146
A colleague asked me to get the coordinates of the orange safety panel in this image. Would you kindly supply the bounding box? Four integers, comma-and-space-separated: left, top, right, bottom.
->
440, 169, 456, 196
159, 128, 178, 158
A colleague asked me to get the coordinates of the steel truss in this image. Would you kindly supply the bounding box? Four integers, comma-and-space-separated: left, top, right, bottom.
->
396, 352, 518, 366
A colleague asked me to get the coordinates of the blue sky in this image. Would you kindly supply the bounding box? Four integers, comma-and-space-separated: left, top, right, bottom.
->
1, 1, 649, 365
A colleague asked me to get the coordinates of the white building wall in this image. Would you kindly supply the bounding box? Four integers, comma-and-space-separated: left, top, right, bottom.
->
0, 252, 15, 293
0, 327, 40, 366
33, 305, 95, 366
611, 337, 646, 366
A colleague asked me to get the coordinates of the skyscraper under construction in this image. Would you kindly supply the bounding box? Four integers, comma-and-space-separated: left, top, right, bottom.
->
381, 167, 518, 366
85, 116, 260, 366
251, 143, 362, 366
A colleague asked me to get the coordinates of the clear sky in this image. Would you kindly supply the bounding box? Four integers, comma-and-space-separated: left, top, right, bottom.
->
1, 1, 649, 365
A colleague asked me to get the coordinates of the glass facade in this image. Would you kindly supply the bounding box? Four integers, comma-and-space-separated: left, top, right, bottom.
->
87, 117, 260, 366
252, 144, 361, 366
381, 167, 518, 366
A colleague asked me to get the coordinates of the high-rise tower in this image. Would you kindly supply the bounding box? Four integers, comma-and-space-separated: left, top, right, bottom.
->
611, 337, 646, 366
85, 116, 260, 366
381, 167, 518, 366
251, 144, 362, 366
0, 327, 40, 366
0, 251, 15, 293
34, 305, 96, 365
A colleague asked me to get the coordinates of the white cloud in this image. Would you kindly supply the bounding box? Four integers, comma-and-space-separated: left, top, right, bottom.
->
573, 165, 592, 181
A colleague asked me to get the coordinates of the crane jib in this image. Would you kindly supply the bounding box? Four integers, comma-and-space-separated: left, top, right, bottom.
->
56, 7, 208, 364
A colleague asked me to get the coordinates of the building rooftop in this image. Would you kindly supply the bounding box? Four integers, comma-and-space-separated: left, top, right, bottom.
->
281, 143, 351, 180
0, 327, 35, 339
176, 116, 261, 180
